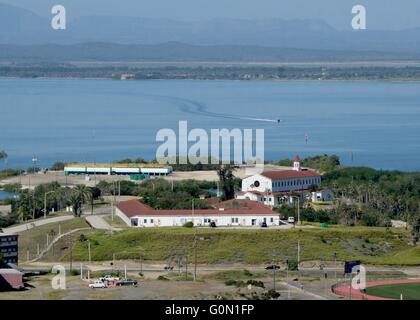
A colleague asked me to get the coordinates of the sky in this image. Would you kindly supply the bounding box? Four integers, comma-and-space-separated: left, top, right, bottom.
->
2, 0, 420, 30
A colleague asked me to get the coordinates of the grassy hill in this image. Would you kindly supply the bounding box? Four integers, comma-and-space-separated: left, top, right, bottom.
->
69, 226, 419, 266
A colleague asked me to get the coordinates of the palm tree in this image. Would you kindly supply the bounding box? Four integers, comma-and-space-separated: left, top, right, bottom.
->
74, 185, 91, 203
0, 150, 7, 161
72, 185, 92, 216
16, 191, 33, 222
68, 194, 82, 217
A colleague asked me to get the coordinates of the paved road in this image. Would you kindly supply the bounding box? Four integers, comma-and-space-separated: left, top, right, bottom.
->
85, 214, 122, 231
3, 215, 74, 234
2, 205, 112, 234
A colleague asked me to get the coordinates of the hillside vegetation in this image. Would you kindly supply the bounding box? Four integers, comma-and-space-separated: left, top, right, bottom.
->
70, 226, 420, 266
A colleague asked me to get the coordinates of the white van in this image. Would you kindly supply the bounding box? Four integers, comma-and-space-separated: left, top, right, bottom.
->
287, 217, 295, 224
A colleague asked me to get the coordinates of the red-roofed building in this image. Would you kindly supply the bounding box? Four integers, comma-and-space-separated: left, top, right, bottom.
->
116, 199, 281, 227
237, 155, 333, 206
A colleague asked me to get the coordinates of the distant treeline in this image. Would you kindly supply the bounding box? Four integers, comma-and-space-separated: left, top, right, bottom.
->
2, 64, 420, 81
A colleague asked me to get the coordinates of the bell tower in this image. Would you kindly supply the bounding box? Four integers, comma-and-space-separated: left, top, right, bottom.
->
293, 155, 301, 171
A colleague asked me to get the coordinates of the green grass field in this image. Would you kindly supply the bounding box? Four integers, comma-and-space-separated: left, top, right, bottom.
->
18, 218, 90, 261
366, 283, 420, 300
68, 226, 420, 265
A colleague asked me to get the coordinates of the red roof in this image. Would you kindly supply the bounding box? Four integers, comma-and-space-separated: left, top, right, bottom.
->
260, 170, 320, 180
294, 155, 301, 162
117, 199, 276, 218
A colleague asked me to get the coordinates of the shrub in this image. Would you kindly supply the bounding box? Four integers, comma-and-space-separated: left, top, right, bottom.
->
157, 275, 169, 281
246, 279, 265, 288
264, 289, 280, 300
183, 221, 194, 228
69, 270, 80, 276
287, 260, 299, 271
243, 269, 253, 277
224, 279, 237, 286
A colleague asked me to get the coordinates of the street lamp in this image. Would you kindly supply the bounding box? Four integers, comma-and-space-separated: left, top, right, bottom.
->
285, 257, 290, 299
44, 190, 55, 219
290, 196, 301, 225
333, 251, 338, 282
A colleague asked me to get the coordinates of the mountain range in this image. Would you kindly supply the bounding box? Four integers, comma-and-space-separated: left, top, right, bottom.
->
1, 3, 420, 62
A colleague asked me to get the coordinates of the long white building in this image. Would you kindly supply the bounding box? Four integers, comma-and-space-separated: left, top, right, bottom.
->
116, 199, 281, 228
64, 163, 173, 176
237, 155, 333, 206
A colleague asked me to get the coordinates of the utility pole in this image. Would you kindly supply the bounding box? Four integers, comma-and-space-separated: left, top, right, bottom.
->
140, 255, 143, 274
286, 257, 290, 299
112, 181, 116, 222
297, 240, 301, 266
297, 197, 301, 225
185, 253, 188, 281
88, 240, 91, 265
44, 191, 55, 219
192, 199, 198, 282
272, 260, 277, 291
118, 180, 121, 204
68, 234, 73, 273
333, 252, 337, 282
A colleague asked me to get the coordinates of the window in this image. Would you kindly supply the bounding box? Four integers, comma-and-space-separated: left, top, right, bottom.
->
231, 218, 239, 223
144, 219, 147, 223
270, 217, 274, 223
150, 219, 154, 223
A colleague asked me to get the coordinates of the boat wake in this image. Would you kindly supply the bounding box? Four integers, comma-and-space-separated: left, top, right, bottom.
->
153, 95, 280, 124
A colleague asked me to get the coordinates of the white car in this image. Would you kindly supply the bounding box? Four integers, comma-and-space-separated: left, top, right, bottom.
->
288, 217, 295, 224
89, 280, 107, 289
99, 275, 120, 282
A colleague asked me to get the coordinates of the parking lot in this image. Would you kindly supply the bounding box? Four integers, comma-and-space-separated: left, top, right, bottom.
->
0, 270, 321, 300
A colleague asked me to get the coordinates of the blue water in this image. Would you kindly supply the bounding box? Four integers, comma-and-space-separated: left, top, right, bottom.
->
0, 190, 18, 200
0, 78, 420, 171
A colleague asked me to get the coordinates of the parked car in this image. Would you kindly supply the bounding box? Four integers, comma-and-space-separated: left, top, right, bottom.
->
116, 279, 138, 287
288, 217, 295, 224
210, 221, 217, 228
89, 280, 107, 289
164, 266, 174, 271
261, 222, 268, 228
265, 264, 281, 270
99, 275, 120, 282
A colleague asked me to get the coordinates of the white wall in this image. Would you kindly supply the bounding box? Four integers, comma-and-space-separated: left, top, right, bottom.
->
127, 214, 281, 228
242, 174, 322, 193
241, 174, 272, 193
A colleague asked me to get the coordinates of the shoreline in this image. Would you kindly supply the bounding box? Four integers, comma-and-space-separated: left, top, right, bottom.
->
1, 75, 420, 83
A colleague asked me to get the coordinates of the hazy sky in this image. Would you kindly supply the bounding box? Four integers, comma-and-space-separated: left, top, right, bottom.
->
3, 0, 420, 30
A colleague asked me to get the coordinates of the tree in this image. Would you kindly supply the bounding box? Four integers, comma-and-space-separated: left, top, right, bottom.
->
0, 150, 7, 161
68, 194, 82, 217
74, 185, 91, 213
16, 191, 34, 222
50, 162, 66, 171
308, 183, 319, 193
217, 165, 237, 201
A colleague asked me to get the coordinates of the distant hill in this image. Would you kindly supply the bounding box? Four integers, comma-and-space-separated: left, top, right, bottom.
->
1, 2, 420, 53
1, 42, 418, 63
